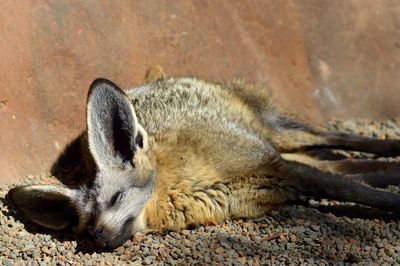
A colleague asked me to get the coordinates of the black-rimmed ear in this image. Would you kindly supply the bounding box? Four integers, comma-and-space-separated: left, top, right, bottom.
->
87, 78, 140, 170
7, 185, 78, 230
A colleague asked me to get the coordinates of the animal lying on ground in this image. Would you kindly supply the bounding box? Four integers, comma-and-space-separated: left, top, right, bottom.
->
8, 68, 400, 249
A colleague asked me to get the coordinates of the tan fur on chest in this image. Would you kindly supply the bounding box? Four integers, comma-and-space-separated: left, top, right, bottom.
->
142, 141, 225, 231
142, 140, 287, 232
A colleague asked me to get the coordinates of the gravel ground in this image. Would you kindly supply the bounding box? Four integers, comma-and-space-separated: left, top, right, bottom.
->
1, 119, 400, 265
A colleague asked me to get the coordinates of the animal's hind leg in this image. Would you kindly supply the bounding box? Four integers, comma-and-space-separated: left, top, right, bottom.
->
318, 130, 400, 157
282, 153, 400, 188
272, 127, 400, 157
346, 169, 400, 188
271, 158, 400, 213
282, 153, 400, 174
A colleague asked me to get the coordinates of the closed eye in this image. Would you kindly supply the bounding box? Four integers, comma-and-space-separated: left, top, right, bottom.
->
109, 191, 123, 207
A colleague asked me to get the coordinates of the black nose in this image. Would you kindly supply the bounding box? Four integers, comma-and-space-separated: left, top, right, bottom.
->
95, 227, 104, 239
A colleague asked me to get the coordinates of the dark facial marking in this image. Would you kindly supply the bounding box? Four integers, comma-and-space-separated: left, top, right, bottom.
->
109, 191, 123, 207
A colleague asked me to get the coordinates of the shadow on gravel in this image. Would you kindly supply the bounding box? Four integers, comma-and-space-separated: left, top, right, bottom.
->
4, 188, 400, 253
286, 198, 400, 222
3, 190, 400, 260
313, 204, 400, 221
291, 197, 400, 221
0, 135, 108, 254
2, 194, 103, 254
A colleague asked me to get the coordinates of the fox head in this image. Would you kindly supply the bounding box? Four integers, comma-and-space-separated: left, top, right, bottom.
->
8, 78, 155, 249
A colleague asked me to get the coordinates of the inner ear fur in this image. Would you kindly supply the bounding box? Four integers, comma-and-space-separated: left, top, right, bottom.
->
137, 124, 149, 151
87, 78, 141, 169
7, 185, 78, 230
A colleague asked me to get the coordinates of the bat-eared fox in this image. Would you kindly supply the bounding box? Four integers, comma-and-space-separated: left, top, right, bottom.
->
8, 67, 400, 249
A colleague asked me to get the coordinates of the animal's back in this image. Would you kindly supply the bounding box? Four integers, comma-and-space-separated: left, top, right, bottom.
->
125, 78, 289, 232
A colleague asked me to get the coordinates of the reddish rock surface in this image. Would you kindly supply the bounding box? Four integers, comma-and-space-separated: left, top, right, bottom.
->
1, 1, 400, 182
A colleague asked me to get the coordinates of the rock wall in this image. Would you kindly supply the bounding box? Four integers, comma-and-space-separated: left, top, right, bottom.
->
1, 0, 399, 181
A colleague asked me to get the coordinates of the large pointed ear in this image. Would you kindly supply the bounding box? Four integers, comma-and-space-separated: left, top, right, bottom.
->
87, 78, 144, 170
7, 185, 78, 230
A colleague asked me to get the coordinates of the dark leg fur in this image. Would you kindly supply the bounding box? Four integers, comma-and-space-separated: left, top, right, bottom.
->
316, 131, 400, 157
317, 158, 400, 174
320, 157, 400, 188
302, 149, 347, 161
271, 116, 400, 157
273, 158, 400, 213
346, 169, 400, 188
264, 112, 400, 211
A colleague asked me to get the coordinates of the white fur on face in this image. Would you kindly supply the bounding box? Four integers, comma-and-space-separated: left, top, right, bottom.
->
93, 169, 154, 236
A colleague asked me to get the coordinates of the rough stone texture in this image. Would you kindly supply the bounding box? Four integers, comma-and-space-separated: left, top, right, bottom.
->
1, 1, 400, 182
